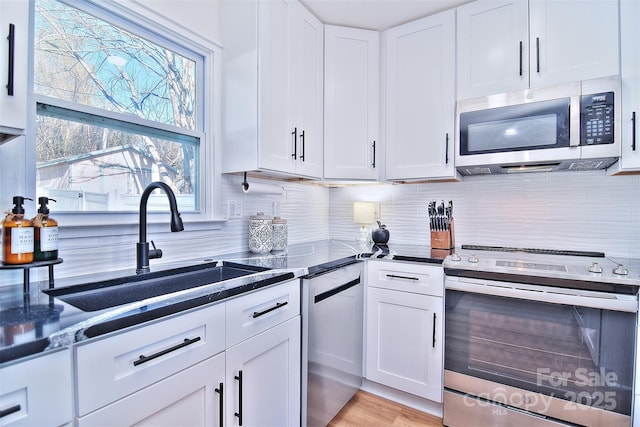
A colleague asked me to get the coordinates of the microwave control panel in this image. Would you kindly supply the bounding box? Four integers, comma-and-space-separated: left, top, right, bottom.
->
581, 91, 614, 145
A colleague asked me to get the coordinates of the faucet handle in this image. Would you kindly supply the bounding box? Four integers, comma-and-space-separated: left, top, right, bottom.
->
149, 240, 163, 260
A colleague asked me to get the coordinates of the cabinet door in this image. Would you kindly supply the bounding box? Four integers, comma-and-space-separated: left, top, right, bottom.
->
385, 10, 456, 181
226, 316, 301, 427
456, 0, 529, 99
366, 287, 443, 402
324, 26, 379, 180
529, 0, 619, 88
257, 0, 296, 174
618, 0, 640, 170
78, 353, 225, 427
0, 0, 28, 135
291, 2, 324, 178
0, 349, 72, 427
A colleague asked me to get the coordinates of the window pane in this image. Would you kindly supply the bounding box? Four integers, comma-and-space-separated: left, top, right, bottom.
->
33, 0, 203, 213
36, 109, 198, 212
34, 0, 197, 130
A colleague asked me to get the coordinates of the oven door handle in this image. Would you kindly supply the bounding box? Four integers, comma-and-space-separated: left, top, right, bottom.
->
445, 278, 638, 313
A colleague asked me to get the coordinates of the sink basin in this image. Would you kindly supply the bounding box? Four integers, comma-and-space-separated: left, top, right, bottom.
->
43, 262, 269, 312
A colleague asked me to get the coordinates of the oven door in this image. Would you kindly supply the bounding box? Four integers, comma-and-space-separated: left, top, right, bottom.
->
444, 277, 636, 427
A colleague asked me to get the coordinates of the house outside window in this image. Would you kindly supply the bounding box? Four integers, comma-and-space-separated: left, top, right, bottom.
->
33, 0, 206, 213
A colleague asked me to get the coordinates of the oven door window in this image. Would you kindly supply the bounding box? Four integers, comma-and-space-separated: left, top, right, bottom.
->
459, 98, 571, 155
445, 290, 634, 416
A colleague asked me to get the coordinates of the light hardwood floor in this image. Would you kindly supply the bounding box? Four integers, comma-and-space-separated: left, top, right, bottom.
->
328, 391, 444, 427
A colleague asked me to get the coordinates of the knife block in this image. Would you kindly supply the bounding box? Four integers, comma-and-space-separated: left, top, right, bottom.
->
430, 219, 455, 249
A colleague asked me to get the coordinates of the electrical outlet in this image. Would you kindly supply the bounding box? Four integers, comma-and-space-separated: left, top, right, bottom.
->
374, 203, 381, 220
227, 200, 243, 219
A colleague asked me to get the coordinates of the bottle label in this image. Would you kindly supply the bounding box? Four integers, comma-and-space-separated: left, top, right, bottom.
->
40, 226, 59, 251
11, 227, 34, 254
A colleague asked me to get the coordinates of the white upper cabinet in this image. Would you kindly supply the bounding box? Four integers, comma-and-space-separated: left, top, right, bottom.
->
0, 0, 28, 143
456, 0, 529, 99
221, 0, 323, 179
291, 3, 324, 178
457, 0, 620, 100
384, 10, 457, 181
617, 0, 640, 171
324, 26, 380, 180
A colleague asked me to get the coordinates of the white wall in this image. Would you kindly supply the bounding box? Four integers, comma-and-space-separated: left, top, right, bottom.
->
329, 171, 640, 258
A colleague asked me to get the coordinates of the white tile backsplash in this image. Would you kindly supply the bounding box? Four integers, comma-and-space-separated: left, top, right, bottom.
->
328, 170, 640, 258
2, 169, 638, 286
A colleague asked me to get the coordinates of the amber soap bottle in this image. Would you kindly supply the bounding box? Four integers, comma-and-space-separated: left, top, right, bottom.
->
2, 196, 35, 264
33, 197, 59, 261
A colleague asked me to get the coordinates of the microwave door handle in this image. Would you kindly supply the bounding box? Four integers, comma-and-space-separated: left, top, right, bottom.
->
570, 97, 580, 147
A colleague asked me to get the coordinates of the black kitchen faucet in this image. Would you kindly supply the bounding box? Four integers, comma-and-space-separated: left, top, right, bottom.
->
136, 181, 184, 274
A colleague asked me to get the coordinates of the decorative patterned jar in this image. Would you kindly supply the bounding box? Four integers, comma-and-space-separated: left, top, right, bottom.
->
248, 212, 273, 253
271, 216, 288, 251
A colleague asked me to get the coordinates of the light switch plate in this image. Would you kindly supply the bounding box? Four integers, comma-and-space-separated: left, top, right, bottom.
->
227, 200, 243, 219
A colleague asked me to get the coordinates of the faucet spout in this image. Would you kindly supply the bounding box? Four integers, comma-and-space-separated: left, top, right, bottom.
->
136, 181, 184, 274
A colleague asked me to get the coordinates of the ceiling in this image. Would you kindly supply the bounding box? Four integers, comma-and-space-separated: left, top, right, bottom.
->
299, 0, 474, 31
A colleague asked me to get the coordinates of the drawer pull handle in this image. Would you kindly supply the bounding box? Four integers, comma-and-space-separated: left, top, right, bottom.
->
133, 336, 201, 366
386, 274, 419, 281
0, 404, 20, 419
252, 301, 288, 318
235, 370, 243, 426
315, 277, 361, 304
215, 382, 224, 427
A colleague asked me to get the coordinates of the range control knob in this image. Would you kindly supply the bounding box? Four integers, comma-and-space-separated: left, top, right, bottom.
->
613, 264, 629, 276
468, 254, 479, 264
449, 253, 461, 262
588, 262, 603, 273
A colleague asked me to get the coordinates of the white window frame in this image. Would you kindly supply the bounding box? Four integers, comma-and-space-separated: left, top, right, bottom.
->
26, 0, 224, 232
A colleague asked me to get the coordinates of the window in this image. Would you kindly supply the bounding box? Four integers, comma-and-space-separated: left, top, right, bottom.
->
33, 0, 204, 212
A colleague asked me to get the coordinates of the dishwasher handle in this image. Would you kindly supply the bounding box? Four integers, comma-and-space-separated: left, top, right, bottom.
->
314, 277, 361, 304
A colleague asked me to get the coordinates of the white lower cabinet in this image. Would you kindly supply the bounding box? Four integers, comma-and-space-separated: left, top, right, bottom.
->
74, 279, 302, 426
77, 352, 225, 427
365, 261, 444, 403
225, 279, 301, 427
0, 348, 72, 426
226, 316, 301, 427
75, 303, 226, 417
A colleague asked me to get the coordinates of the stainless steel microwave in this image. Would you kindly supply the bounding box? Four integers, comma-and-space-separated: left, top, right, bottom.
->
455, 76, 621, 175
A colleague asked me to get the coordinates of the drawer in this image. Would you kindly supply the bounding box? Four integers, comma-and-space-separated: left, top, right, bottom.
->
367, 260, 443, 296
75, 302, 225, 416
0, 348, 72, 427
226, 279, 300, 348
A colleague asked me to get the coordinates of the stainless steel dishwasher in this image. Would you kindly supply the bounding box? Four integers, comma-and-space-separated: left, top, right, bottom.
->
301, 261, 364, 427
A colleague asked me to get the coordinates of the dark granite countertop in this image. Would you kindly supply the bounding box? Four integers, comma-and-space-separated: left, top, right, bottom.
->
0, 240, 444, 365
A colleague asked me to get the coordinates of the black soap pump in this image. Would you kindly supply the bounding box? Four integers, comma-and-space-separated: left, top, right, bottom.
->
33, 197, 59, 261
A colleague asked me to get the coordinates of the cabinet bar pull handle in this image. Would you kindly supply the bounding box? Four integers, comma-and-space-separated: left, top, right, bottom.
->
432, 313, 437, 348
536, 37, 540, 73
372, 140, 376, 168
632, 111, 637, 151
215, 383, 224, 427
234, 370, 243, 426
253, 301, 288, 318
0, 404, 20, 419
6, 23, 15, 96
315, 277, 361, 304
300, 129, 305, 161
133, 336, 201, 366
445, 133, 449, 164
519, 41, 523, 77
386, 274, 419, 281
291, 127, 297, 159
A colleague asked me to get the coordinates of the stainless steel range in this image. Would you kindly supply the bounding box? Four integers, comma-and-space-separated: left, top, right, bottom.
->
443, 245, 639, 427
